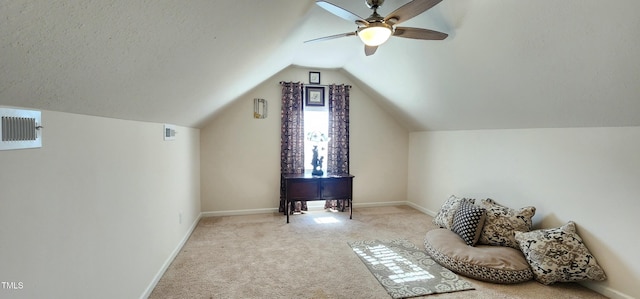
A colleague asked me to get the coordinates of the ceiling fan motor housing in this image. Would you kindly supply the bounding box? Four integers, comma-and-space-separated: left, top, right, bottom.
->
366, 0, 385, 9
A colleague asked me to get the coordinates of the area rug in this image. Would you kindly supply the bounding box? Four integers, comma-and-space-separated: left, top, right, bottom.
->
348, 239, 474, 299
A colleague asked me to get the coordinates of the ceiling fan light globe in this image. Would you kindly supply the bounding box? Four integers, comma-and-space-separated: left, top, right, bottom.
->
358, 25, 392, 46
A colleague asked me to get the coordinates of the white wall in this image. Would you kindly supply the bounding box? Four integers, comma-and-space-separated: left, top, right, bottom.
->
200, 66, 409, 213
408, 127, 640, 299
0, 110, 200, 299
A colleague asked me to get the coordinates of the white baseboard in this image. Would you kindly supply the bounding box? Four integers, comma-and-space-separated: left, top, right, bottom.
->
139, 213, 202, 299
353, 200, 407, 208
580, 281, 634, 299
201, 207, 278, 217
200, 201, 412, 217
405, 201, 437, 217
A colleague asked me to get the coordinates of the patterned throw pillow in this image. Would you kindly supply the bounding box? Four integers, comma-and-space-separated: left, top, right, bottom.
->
433, 195, 475, 230
477, 198, 536, 248
451, 202, 487, 246
514, 221, 607, 285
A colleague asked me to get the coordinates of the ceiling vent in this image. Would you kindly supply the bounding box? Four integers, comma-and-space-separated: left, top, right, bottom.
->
0, 107, 42, 151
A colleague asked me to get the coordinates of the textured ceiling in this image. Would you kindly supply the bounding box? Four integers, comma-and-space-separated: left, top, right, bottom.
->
1, 0, 640, 131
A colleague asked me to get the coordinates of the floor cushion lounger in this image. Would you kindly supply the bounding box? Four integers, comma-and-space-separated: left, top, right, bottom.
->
424, 228, 533, 284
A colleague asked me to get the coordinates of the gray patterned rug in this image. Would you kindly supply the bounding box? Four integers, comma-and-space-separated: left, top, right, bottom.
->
348, 239, 474, 299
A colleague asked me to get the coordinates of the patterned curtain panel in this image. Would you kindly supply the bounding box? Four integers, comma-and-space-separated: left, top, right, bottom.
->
327, 84, 351, 174
279, 81, 306, 213
325, 84, 351, 210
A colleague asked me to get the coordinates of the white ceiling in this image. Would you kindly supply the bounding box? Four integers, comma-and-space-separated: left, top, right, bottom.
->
2, 0, 639, 131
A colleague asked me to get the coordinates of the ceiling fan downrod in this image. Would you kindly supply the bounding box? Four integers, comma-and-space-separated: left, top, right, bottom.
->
365, 0, 385, 9
365, 0, 385, 22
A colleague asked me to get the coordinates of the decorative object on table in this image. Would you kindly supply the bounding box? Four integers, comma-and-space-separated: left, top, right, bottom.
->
309, 71, 321, 84
348, 239, 474, 298
305, 0, 448, 56
305, 86, 325, 106
253, 98, 267, 119
307, 130, 329, 176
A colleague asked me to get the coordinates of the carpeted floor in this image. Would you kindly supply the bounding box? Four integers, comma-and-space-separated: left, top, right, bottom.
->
149, 205, 608, 299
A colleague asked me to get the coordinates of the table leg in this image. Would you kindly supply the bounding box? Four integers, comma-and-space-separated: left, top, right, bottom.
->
349, 198, 353, 219
283, 199, 287, 216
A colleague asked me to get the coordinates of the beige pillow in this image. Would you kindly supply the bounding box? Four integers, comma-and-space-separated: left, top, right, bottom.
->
432, 195, 474, 229
477, 198, 535, 248
515, 221, 606, 285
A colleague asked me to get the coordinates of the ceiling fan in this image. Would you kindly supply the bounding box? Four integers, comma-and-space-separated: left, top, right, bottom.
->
306, 0, 448, 56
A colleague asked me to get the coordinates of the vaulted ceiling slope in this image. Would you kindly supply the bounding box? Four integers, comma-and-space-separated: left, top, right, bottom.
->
2, 0, 639, 131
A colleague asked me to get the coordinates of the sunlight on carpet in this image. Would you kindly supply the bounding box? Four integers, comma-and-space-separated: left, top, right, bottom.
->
353, 244, 436, 283
313, 216, 341, 224
348, 239, 474, 299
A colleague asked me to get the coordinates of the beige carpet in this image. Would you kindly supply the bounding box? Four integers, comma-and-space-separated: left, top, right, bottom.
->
149, 205, 608, 299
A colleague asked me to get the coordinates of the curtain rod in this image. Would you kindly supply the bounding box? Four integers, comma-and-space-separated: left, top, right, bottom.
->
279, 81, 352, 88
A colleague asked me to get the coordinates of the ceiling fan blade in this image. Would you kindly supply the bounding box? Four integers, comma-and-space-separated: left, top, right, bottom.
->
304, 32, 357, 43
316, 1, 366, 24
365, 45, 378, 56
384, 0, 442, 25
393, 27, 448, 40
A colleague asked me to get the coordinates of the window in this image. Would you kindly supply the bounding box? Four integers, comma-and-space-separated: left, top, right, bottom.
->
304, 87, 329, 173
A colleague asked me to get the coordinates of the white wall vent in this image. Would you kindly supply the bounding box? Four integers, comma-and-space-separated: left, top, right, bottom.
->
164, 124, 176, 141
0, 107, 42, 151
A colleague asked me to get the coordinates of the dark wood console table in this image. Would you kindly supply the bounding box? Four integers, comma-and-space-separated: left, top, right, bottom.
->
282, 173, 354, 223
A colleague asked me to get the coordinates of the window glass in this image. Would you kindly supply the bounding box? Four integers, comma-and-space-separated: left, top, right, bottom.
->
304, 106, 329, 172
